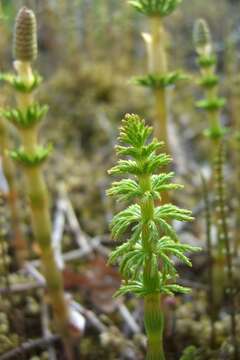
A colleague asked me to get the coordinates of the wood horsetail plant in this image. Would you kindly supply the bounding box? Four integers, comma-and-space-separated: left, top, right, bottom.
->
130, 0, 186, 155
0, 13, 27, 268
107, 114, 200, 360
193, 19, 226, 296
0, 7, 73, 357
193, 19, 238, 358
193, 19, 226, 141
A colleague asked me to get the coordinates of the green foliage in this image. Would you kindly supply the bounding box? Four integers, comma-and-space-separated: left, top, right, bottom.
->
1, 104, 48, 129
197, 54, 216, 68
180, 346, 200, 360
196, 97, 226, 112
134, 71, 188, 89
129, 0, 182, 17
198, 74, 219, 89
204, 126, 227, 140
114, 278, 190, 297
0, 72, 42, 93
108, 172, 183, 202
108, 114, 200, 299
10, 145, 52, 167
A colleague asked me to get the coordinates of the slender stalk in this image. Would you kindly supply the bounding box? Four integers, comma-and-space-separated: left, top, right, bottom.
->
24, 166, 69, 328
193, 19, 227, 307
149, 17, 169, 154
153, 87, 169, 206
131, 2, 184, 207
131, 0, 184, 155
154, 89, 168, 153
201, 174, 215, 347
214, 143, 238, 360
15, 61, 73, 359
144, 294, 165, 360
194, 19, 237, 352
211, 142, 226, 309
0, 14, 26, 267
139, 174, 165, 360
2, 7, 74, 358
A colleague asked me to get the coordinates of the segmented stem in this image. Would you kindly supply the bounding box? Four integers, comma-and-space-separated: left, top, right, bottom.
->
15, 61, 73, 357
194, 19, 237, 355
194, 19, 227, 307
201, 175, 215, 347
139, 173, 165, 360
8, 8, 73, 357
214, 143, 238, 359
150, 17, 169, 155
214, 144, 226, 256
144, 294, 165, 360
146, 18, 170, 205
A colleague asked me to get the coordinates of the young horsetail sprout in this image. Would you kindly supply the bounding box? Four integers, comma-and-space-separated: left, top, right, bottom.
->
107, 114, 200, 360
193, 19, 238, 358
0, 5, 27, 268
130, 0, 186, 156
193, 19, 225, 305
1, 7, 73, 357
193, 19, 226, 140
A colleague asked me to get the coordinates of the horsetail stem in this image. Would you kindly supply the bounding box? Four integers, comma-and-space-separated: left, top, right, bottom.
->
213, 144, 238, 359
194, 17, 225, 308
148, 15, 169, 156
201, 174, 215, 347
131, 0, 184, 158
194, 19, 237, 356
139, 172, 165, 360
108, 114, 200, 359
2, 7, 74, 358
193, 18, 226, 251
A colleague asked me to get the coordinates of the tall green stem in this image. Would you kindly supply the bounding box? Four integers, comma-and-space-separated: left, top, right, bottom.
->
25, 167, 69, 336
149, 17, 169, 155
139, 174, 165, 360
194, 21, 226, 305
214, 143, 238, 359
147, 17, 170, 205
155, 88, 168, 154
144, 294, 165, 360
13, 60, 73, 358
201, 175, 215, 347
